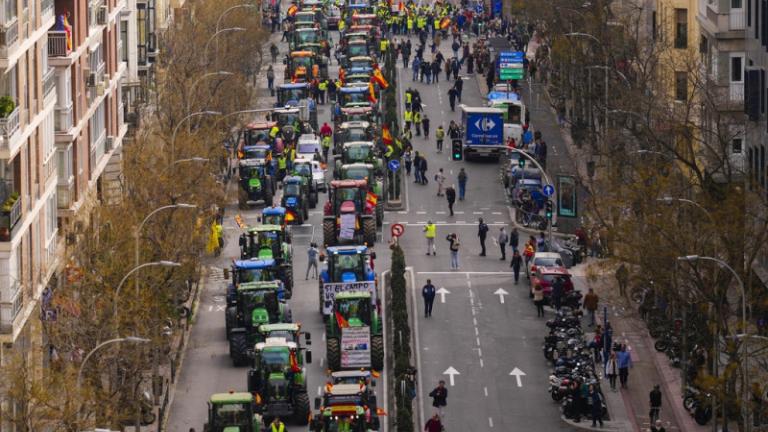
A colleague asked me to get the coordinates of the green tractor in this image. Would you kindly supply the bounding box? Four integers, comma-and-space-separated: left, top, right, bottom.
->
333, 142, 383, 177
204, 392, 263, 432
322, 179, 377, 246
310, 383, 382, 431
238, 159, 275, 208
227, 256, 294, 301
281, 175, 312, 225
332, 122, 376, 154
226, 281, 293, 367
248, 335, 312, 425
238, 224, 292, 262
325, 290, 383, 371
337, 163, 384, 227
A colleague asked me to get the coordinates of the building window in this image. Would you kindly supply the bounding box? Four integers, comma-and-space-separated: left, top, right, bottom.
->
733, 0, 743, 8
137, 5, 147, 66
675, 9, 688, 48
675, 72, 688, 101
4, 0, 17, 21
652, 11, 657, 40
57, 145, 73, 181
731, 56, 744, 82
120, 20, 128, 62
45, 194, 56, 241
733, 137, 744, 154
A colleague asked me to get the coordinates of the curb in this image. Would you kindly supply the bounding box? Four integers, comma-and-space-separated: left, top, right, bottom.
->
506, 205, 573, 239
560, 415, 634, 432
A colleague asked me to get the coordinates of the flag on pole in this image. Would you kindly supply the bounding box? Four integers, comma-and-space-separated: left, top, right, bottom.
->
289, 350, 301, 372
381, 125, 393, 146
367, 80, 377, 104
335, 311, 349, 328
372, 65, 389, 89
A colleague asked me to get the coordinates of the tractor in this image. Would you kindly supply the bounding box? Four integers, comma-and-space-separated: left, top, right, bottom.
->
337, 163, 384, 227
238, 159, 275, 208
248, 335, 312, 425
325, 290, 383, 371
238, 225, 292, 263
322, 179, 377, 247
318, 245, 376, 316
333, 142, 383, 175
254, 322, 310, 346
335, 86, 372, 111
226, 258, 294, 302
333, 106, 377, 130
281, 176, 312, 225
332, 122, 376, 153
225, 281, 292, 366
203, 392, 263, 432
270, 107, 315, 144
292, 160, 324, 198
275, 82, 309, 108
309, 384, 382, 431
261, 206, 287, 227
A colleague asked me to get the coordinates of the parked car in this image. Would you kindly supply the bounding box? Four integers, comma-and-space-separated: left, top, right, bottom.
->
530, 266, 574, 300
527, 252, 565, 278
296, 134, 322, 162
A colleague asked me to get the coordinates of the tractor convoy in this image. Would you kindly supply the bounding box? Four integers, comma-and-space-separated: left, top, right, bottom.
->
206, 0, 391, 429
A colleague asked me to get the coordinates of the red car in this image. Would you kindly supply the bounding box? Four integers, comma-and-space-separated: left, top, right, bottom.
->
530, 266, 574, 299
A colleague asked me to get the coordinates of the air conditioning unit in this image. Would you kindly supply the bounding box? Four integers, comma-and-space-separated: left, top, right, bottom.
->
86, 72, 97, 87
96, 82, 105, 96
105, 136, 114, 151
97, 5, 107, 25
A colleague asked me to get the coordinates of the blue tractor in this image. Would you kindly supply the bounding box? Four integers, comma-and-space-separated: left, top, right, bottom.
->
226, 258, 294, 304
261, 206, 287, 227
318, 245, 376, 316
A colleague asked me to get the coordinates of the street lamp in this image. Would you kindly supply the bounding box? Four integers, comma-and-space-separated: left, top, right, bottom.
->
657, 197, 715, 225
134, 204, 195, 293
76, 336, 150, 389
565, 32, 610, 150
216, 4, 257, 33
186, 71, 233, 115
203, 27, 246, 63
507, 148, 555, 242
170, 111, 221, 164
678, 254, 747, 431
171, 157, 210, 167
586, 65, 630, 87
116, 261, 181, 311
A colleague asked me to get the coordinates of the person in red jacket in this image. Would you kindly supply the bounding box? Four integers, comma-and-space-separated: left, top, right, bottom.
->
424, 414, 443, 432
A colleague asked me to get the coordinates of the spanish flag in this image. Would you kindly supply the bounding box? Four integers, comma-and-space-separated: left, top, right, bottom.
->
366, 191, 378, 207
368, 80, 377, 104
289, 350, 301, 372
287, 4, 298, 16
372, 65, 389, 89
381, 124, 393, 146
335, 310, 349, 328
440, 16, 451, 29
371, 370, 381, 378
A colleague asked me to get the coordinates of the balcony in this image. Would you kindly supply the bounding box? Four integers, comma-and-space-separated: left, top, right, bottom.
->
0, 180, 21, 242
729, 9, 745, 30
57, 178, 73, 209
0, 17, 19, 59
0, 280, 22, 334
714, 82, 745, 110
0, 105, 20, 140
43, 68, 56, 103
90, 130, 106, 172
41, 0, 54, 21
47, 30, 71, 58
54, 104, 72, 133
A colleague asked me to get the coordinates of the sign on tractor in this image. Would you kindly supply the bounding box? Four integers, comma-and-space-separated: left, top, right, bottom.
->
341, 326, 372, 368
322, 281, 377, 315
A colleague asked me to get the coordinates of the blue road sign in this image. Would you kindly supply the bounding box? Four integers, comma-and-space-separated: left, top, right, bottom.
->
388, 160, 401, 172
465, 112, 504, 145
543, 184, 555, 197
475, 3, 484, 13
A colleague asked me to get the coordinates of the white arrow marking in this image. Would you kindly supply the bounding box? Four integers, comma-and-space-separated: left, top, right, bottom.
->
436, 287, 450, 303
443, 366, 460, 386
509, 367, 526, 387
494, 288, 509, 304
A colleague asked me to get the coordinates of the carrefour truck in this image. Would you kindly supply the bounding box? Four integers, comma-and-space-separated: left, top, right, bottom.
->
459, 106, 506, 160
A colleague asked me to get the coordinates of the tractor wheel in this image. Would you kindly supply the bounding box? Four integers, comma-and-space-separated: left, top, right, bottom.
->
303, 203, 309, 221
283, 266, 294, 298
310, 192, 318, 208
225, 306, 237, 339
323, 219, 336, 246
264, 178, 274, 206
363, 218, 376, 246
376, 203, 384, 227
282, 303, 294, 323
327, 337, 341, 371
371, 335, 384, 371
229, 333, 250, 367
293, 392, 311, 425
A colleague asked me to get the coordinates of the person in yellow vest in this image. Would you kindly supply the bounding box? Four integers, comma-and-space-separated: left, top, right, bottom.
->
405, 89, 412, 109
277, 153, 287, 182
413, 111, 422, 136
424, 220, 436, 255
269, 125, 280, 140
433, 17, 440, 39
402, 125, 412, 143
404, 108, 413, 130
384, 144, 394, 159
338, 18, 345, 32
270, 417, 285, 432
380, 39, 388, 55
318, 79, 328, 104
406, 15, 413, 34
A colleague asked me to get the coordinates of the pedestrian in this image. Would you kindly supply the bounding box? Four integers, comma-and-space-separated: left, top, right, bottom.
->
616, 263, 629, 298
551, 276, 564, 311
511, 250, 522, 284
498, 227, 508, 260
466, 52, 474, 73
404, 148, 413, 176
429, 380, 448, 418
477, 218, 488, 256
457, 168, 467, 200
523, 240, 535, 278
425, 413, 443, 432
532, 284, 545, 318
432, 59, 442, 83
414, 110, 422, 136
267, 65, 275, 96
589, 385, 604, 427
419, 156, 429, 185
435, 168, 446, 196
270, 417, 286, 432
306, 243, 319, 280
423, 220, 437, 255
617, 345, 633, 388
454, 76, 463, 102
412, 56, 421, 81
435, 124, 444, 152
422, 279, 437, 317
605, 351, 619, 391
448, 87, 458, 111
538, 139, 548, 169
413, 151, 422, 183
651, 420, 667, 432
446, 185, 456, 216
509, 227, 519, 252
649, 384, 662, 424
583, 288, 599, 326
447, 233, 460, 270
422, 113, 430, 138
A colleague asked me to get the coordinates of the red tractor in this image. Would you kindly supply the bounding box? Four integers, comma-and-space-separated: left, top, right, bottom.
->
323, 179, 377, 246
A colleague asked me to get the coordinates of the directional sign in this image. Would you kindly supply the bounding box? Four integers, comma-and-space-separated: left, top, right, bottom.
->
390, 223, 405, 238
509, 367, 526, 387
443, 366, 460, 386
543, 184, 555, 197
436, 287, 451, 303
498, 51, 525, 80
388, 159, 400, 172
493, 288, 509, 304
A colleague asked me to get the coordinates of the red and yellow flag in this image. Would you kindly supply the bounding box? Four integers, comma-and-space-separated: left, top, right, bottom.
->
287, 4, 298, 16
440, 16, 451, 29
366, 191, 378, 207
381, 125, 393, 146
372, 66, 389, 89
368, 80, 377, 104
289, 350, 301, 372
335, 310, 349, 328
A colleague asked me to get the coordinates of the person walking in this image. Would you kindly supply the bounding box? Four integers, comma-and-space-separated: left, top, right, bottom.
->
589, 385, 604, 427
413, 151, 422, 183
617, 345, 633, 389
269, 417, 286, 432
616, 263, 629, 297
306, 243, 320, 280
551, 276, 564, 311
457, 168, 467, 200
583, 288, 599, 326
477, 218, 489, 256
649, 385, 662, 424
509, 227, 519, 252
424, 221, 437, 255
605, 351, 619, 391
267, 65, 275, 96
422, 113, 431, 138
435, 124, 445, 152
414, 110, 422, 136
422, 279, 436, 317
454, 77, 463, 102
419, 156, 429, 185
533, 282, 545, 317
447, 233, 460, 270
412, 56, 422, 81
424, 414, 443, 432
448, 87, 458, 111
511, 250, 522, 284
446, 185, 456, 216
651, 420, 667, 432
429, 381, 448, 418
435, 168, 446, 196
498, 227, 508, 260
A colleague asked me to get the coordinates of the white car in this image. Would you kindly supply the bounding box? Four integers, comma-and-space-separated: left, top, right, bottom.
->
310, 160, 327, 192
527, 252, 564, 279
296, 134, 321, 162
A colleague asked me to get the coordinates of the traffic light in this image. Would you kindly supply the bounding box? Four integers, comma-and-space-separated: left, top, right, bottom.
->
545, 200, 553, 219
451, 139, 463, 161
518, 158, 526, 168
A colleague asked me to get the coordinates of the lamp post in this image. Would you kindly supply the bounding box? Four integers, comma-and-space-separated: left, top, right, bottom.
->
203, 27, 246, 64
170, 111, 221, 164
76, 336, 150, 389
134, 204, 196, 291
507, 148, 555, 243
215, 4, 256, 33
114, 261, 181, 318
170, 157, 210, 168
657, 197, 715, 225
186, 71, 233, 115
565, 32, 608, 150
678, 255, 747, 431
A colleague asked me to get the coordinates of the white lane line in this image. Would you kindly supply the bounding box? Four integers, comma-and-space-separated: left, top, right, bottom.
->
317, 386, 322, 396
480, 358, 485, 368
320, 357, 324, 368
398, 211, 408, 214
454, 211, 465, 214
322, 331, 326, 341
473, 211, 483, 215
417, 221, 427, 224
480, 207, 491, 210
436, 221, 447, 224
435, 211, 446, 214
417, 271, 515, 275
208, 305, 213, 311
474, 327, 479, 336
407, 267, 426, 428
457, 220, 466, 224
484, 387, 489, 397
473, 317, 477, 326
476, 337, 481, 346
489, 417, 494, 428
492, 211, 502, 215
416, 211, 427, 214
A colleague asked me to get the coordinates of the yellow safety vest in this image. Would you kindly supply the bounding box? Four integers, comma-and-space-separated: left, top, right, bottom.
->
434, 19, 440, 30
407, 18, 413, 29
380, 40, 388, 52
385, 145, 394, 158
269, 126, 279, 138
405, 92, 412, 104
404, 110, 412, 122
271, 422, 285, 432
319, 81, 328, 91
424, 224, 436, 238
278, 157, 287, 169
414, 112, 421, 123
